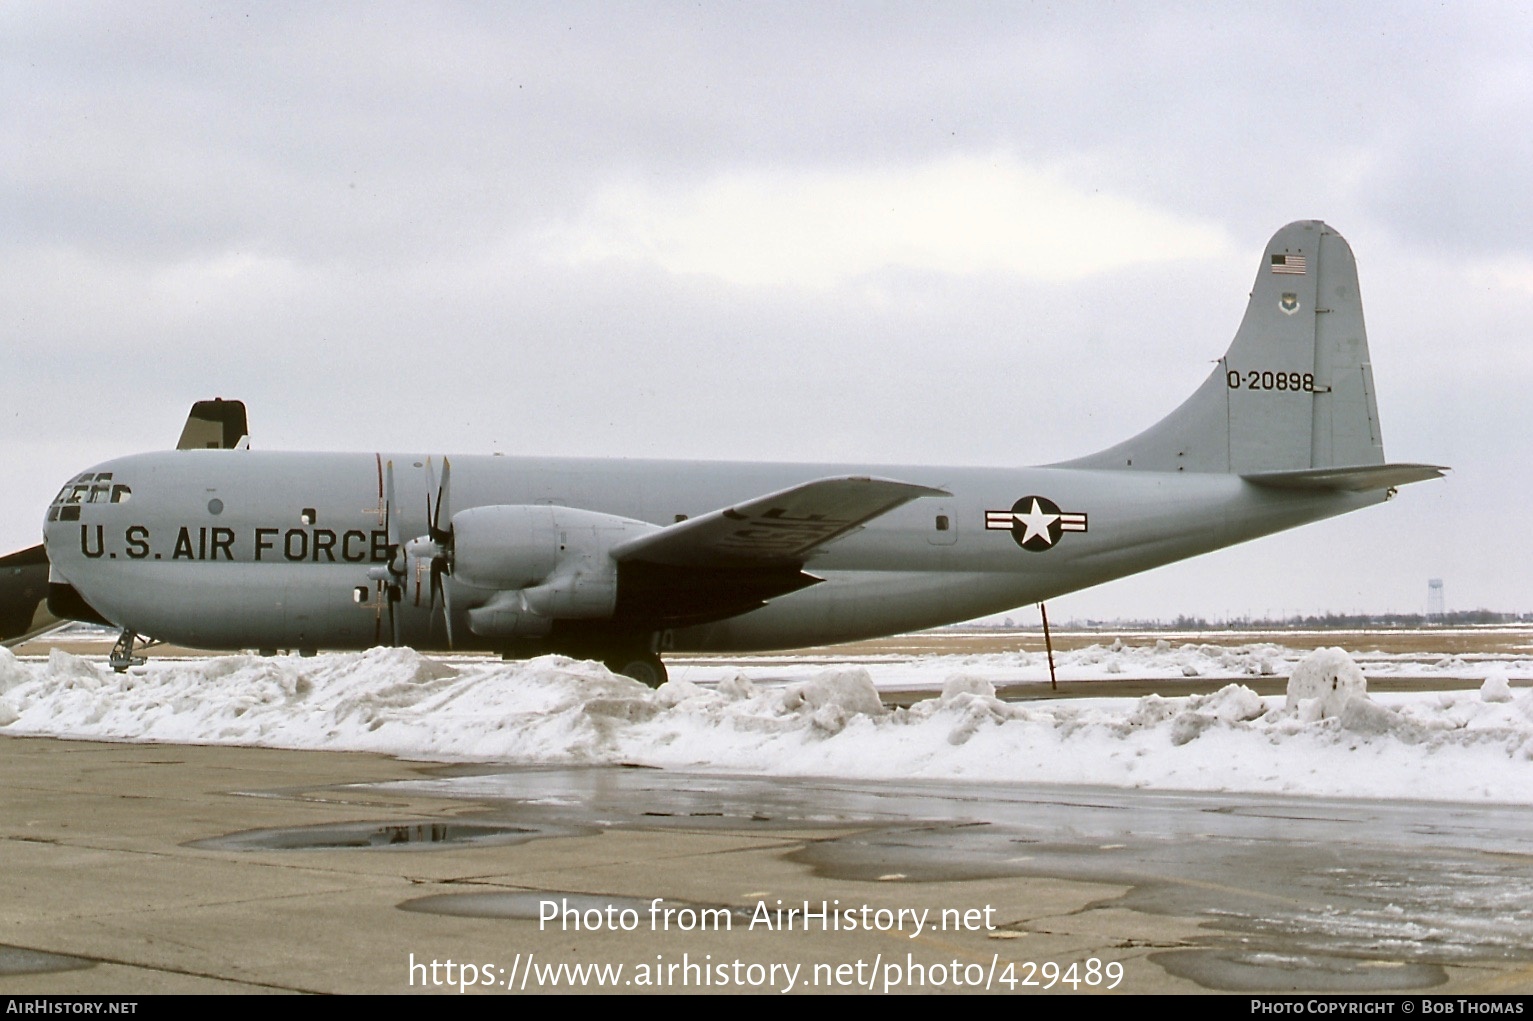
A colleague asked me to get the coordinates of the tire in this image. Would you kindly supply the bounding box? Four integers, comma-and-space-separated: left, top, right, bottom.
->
606, 654, 668, 688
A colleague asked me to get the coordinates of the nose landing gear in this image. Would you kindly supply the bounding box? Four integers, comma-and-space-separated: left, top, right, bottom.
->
108, 629, 161, 672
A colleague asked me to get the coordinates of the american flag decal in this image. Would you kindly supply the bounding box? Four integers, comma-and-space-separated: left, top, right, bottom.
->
1271, 253, 1307, 275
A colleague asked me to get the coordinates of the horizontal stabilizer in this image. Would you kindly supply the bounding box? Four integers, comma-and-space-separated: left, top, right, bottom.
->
612, 476, 949, 568
1242, 463, 1447, 492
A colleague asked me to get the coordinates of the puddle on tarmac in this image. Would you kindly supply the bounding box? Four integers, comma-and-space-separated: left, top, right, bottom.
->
188, 819, 576, 851
0, 944, 95, 976
272, 770, 1533, 993
789, 821, 1532, 992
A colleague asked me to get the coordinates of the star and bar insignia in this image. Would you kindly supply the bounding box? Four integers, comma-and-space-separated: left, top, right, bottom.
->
985, 496, 1088, 552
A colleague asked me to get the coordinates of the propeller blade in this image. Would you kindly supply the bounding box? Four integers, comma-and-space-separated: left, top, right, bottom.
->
428, 555, 454, 649
389, 583, 401, 647
382, 460, 406, 646
432, 457, 452, 543
384, 460, 401, 568
417, 456, 455, 644
422, 456, 435, 560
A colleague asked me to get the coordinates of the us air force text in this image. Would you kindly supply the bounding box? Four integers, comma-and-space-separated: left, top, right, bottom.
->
75, 524, 392, 563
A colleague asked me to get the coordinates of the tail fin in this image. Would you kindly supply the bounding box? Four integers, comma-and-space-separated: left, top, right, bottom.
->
1062, 221, 1394, 475
176, 398, 249, 451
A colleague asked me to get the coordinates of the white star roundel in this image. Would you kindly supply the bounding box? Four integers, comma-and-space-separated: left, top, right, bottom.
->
985, 496, 1088, 552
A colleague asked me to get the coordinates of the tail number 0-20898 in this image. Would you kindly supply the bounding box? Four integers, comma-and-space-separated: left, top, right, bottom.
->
1226, 370, 1314, 392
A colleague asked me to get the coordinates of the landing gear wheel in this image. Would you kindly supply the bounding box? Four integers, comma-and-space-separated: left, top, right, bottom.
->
605, 653, 668, 688
108, 629, 160, 672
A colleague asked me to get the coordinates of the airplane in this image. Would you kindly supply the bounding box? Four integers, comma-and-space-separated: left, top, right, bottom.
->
31, 221, 1443, 685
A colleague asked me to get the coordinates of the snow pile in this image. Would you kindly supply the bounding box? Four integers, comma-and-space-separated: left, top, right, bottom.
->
743, 638, 1532, 692
3, 644, 1533, 802
1285, 646, 1369, 719
1482, 671, 1515, 703
897, 640, 1291, 685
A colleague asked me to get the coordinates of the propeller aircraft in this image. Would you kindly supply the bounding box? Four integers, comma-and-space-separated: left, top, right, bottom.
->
21, 221, 1443, 685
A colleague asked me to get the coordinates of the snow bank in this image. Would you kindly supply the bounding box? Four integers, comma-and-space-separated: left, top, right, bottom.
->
2, 644, 1533, 802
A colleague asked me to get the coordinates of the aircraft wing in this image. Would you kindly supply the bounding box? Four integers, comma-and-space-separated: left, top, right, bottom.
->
1, 620, 73, 651
611, 476, 949, 567
608, 476, 949, 627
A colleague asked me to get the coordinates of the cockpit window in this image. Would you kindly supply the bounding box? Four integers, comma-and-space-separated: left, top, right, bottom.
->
48, 473, 129, 519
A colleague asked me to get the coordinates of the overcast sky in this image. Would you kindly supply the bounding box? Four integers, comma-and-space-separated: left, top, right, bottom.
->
4, 2, 1530, 622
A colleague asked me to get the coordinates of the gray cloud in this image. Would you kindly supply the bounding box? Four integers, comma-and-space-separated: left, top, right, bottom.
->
2, 1, 1526, 617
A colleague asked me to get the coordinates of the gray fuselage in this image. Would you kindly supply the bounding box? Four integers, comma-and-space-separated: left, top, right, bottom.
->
43, 449, 1382, 653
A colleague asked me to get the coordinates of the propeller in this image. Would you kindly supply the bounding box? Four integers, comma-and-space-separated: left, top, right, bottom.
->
367, 457, 405, 647
404, 457, 455, 648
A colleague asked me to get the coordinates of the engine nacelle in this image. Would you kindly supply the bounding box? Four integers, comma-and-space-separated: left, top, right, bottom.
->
450, 505, 658, 637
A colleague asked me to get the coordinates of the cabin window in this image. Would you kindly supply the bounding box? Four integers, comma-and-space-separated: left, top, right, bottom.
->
935, 515, 950, 531
301, 507, 316, 525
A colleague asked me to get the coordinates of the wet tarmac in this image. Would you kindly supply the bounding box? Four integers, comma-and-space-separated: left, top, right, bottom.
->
2, 735, 1531, 995
371, 766, 1533, 991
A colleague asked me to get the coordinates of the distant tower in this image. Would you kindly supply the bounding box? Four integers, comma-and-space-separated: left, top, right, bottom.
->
1427, 578, 1445, 620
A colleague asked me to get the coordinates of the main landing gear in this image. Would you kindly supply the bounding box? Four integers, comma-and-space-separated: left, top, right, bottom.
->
108, 629, 161, 673
603, 652, 668, 688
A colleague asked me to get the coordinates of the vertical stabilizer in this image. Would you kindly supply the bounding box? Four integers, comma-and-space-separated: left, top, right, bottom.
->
1061, 221, 1385, 473
176, 398, 250, 451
